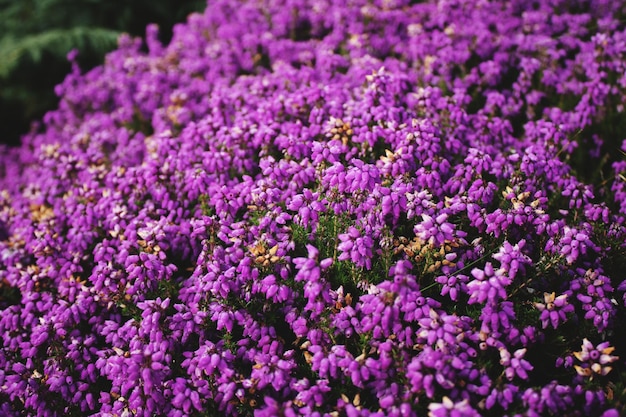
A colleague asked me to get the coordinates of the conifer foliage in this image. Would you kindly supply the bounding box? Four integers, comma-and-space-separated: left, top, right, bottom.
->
0, 0, 205, 146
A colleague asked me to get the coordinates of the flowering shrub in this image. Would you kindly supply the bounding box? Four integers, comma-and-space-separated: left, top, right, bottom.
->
2, 0, 626, 416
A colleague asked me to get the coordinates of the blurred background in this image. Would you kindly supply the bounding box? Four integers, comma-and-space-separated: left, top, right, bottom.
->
0, 0, 206, 147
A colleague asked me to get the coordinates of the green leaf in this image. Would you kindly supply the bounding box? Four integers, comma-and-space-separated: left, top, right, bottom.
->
0, 27, 120, 78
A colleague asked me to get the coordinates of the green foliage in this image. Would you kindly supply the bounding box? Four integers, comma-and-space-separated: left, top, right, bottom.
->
0, 27, 119, 78
0, 0, 206, 146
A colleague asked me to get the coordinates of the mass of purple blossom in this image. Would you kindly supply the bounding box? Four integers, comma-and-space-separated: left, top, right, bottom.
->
1, 0, 626, 415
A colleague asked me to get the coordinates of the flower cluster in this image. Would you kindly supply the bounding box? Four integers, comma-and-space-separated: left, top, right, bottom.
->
1, 0, 626, 415
573, 339, 619, 380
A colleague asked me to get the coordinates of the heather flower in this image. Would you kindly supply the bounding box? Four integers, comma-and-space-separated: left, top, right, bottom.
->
492, 239, 532, 280
428, 397, 480, 417
1, 0, 626, 414
534, 292, 574, 329
467, 262, 511, 304
484, 384, 519, 410
573, 338, 618, 379
414, 213, 466, 247
547, 226, 595, 265
294, 244, 333, 317
567, 268, 617, 332
520, 382, 577, 416
479, 301, 516, 334
287, 189, 327, 230
337, 226, 374, 270
499, 347, 533, 381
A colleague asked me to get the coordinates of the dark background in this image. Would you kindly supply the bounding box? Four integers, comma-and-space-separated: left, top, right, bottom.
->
0, 0, 206, 147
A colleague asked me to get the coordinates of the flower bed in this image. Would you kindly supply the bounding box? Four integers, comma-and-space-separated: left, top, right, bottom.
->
1, 0, 626, 415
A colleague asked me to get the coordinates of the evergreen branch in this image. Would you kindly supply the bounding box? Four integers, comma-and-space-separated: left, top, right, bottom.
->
0, 27, 120, 78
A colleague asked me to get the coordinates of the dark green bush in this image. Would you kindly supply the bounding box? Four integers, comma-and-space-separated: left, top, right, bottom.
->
0, 0, 205, 146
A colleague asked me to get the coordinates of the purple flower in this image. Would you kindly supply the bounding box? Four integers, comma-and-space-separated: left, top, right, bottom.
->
467, 262, 511, 304
414, 213, 466, 247
338, 226, 374, 270
573, 338, 618, 379
499, 347, 533, 381
428, 397, 480, 417
1, 0, 626, 414
534, 292, 574, 329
